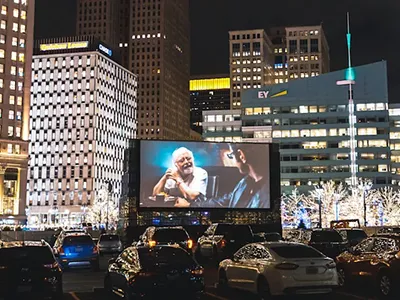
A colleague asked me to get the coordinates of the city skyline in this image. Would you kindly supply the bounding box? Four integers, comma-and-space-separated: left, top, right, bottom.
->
34, 0, 400, 100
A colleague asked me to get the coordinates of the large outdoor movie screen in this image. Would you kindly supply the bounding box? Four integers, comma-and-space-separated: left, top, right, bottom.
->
139, 141, 272, 209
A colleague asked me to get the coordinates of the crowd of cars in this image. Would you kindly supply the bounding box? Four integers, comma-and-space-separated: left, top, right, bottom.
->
0, 223, 399, 299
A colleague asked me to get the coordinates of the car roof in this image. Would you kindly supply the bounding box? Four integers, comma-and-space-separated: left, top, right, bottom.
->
337, 228, 365, 231
259, 241, 307, 248
154, 226, 185, 231
63, 233, 91, 238
0, 241, 49, 248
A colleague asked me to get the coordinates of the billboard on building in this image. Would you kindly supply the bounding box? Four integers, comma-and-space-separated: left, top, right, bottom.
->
138, 140, 280, 210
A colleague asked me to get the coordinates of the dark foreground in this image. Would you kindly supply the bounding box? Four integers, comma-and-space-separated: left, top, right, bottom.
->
58, 255, 390, 300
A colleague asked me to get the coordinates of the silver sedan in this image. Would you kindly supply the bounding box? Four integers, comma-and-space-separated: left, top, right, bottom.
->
218, 242, 338, 298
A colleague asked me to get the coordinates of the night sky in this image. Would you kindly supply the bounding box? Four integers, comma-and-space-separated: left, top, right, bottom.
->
35, 0, 400, 100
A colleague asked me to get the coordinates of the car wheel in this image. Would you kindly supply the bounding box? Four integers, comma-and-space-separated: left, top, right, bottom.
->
377, 272, 393, 298
257, 276, 271, 300
217, 269, 229, 291
337, 267, 346, 288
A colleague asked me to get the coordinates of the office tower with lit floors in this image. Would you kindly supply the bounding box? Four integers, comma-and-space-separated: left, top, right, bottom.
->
286, 25, 329, 80
229, 29, 274, 109
190, 75, 230, 134
130, 0, 190, 140
0, 0, 34, 224
27, 37, 137, 227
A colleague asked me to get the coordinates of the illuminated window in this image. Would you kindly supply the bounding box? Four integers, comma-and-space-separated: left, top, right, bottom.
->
17, 96, 22, 105
300, 129, 310, 137
13, 8, 18, 17
309, 106, 317, 113
7, 144, 12, 154
0, 6, 6, 15
19, 38, 25, 47
254, 107, 262, 115
358, 128, 377, 135
302, 142, 327, 149
8, 126, 13, 137
310, 129, 326, 137
18, 53, 24, 62
20, 10, 26, 19
16, 127, 21, 137
378, 165, 388, 172
272, 130, 281, 138
376, 103, 385, 110
299, 106, 308, 113
0, 34, 4, 44
0, 20, 6, 29
10, 81, 15, 90
12, 23, 18, 32
329, 129, 337, 136
10, 66, 16, 75
282, 130, 290, 138
245, 108, 253, 115
15, 145, 20, 154
11, 51, 17, 60
20, 24, 25, 33
291, 130, 299, 137
18, 67, 23, 76
338, 128, 347, 136
8, 110, 14, 119
16, 111, 21, 120
263, 107, 271, 114
0, 64, 3, 73
0, 79, 3, 88
9, 95, 14, 104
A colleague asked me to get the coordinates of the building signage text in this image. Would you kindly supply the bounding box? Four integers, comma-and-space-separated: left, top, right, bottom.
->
99, 44, 113, 56
39, 41, 89, 52
258, 91, 270, 99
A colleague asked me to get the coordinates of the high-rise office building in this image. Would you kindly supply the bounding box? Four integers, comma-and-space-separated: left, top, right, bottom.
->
267, 27, 288, 85
0, 0, 34, 224
286, 25, 329, 80
76, 0, 191, 140
204, 62, 391, 193
229, 29, 274, 109
76, 0, 120, 50
190, 75, 230, 134
28, 37, 137, 227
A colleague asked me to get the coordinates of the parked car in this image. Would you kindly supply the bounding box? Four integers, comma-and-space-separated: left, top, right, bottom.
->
196, 223, 255, 262
337, 228, 368, 246
104, 245, 204, 299
53, 233, 99, 270
336, 235, 400, 297
254, 232, 283, 242
0, 240, 63, 299
284, 229, 312, 244
137, 226, 193, 253
98, 234, 123, 255
308, 229, 349, 259
218, 242, 338, 297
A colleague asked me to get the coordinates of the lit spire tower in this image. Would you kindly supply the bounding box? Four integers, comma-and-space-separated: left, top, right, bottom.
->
337, 13, 357, 188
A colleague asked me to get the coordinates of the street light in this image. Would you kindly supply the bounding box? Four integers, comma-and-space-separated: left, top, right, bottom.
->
316, 180, 324, 228
359, 183, 372, 227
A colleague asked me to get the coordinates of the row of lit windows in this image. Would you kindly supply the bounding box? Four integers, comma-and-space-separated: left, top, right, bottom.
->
0, 64, 24, 76
0, 49, 24, 61
289, 72, 319, 79
289, 55, 319, 62
6, 143, 20, 154
0, 109, 22, 120
288, 30, 319, 37
0, 35, 25, 47
281, 164, 388, 174
0, 78, 23, 90
233, 75, 262, 82
1, 6, 26, 18
204, 137, 243, 143
231, 33, 262, 40
232, 58, 262, 65
0, 94, 22, 105
273, 128, 379, 138
274, 78, 289, 84
232, 67, 262, 73
6, 125, 21, 137
204, 126, 241, 132
33, 69, 95, 81
244, 103, 387, 115
0, 20, 26, 33
233, 83, 262, 90
203, 114, 242, 122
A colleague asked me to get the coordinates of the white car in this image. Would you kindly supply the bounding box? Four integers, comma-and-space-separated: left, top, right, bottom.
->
218, 242, 338, 298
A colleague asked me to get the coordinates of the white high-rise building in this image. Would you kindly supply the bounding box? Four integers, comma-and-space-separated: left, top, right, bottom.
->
28, 37, 137, 227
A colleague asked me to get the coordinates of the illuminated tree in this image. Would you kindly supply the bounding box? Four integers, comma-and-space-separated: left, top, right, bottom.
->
367, 187, 400, 226
87, 187, 119, 229
281, 188, 317, 228
309, 181, 348, 228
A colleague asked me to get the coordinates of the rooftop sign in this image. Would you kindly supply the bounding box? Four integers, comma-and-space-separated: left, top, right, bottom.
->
39, 41, 89, 52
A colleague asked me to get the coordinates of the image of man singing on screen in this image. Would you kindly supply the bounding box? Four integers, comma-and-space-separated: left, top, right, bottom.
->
175, 144, 270, 209
153, 147, 208, 202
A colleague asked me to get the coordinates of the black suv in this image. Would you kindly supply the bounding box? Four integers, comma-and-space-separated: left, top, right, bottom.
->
196, 223, 254, 262
308, 229, 349, 259
137, 226, 193, 253
0, 240, 63, 299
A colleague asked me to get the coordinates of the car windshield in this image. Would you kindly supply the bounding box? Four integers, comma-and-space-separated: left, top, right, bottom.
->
215, 225, 253, 239
0, 247, 54, 264
63, 235, 94, 246
270, 245, 324, 258
153, 229, 188, 242
347, 230, 367, 240
100, 235, 120, 242
138, 247, 194, 269
311, 231, 343, 242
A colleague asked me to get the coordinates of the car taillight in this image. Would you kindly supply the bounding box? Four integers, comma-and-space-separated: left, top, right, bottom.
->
93, 246, 99, 254
191, 267, 204, 276
44, 262, 58, 269
219, 239, 227, 248
326, 261, 336, 269
187, 239, 193, 249
275, 263, 299, 270
58, 247, 65, 255
149, 240, 156, 247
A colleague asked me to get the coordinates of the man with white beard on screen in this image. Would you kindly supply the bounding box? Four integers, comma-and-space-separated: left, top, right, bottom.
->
152, 147, 208, 202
